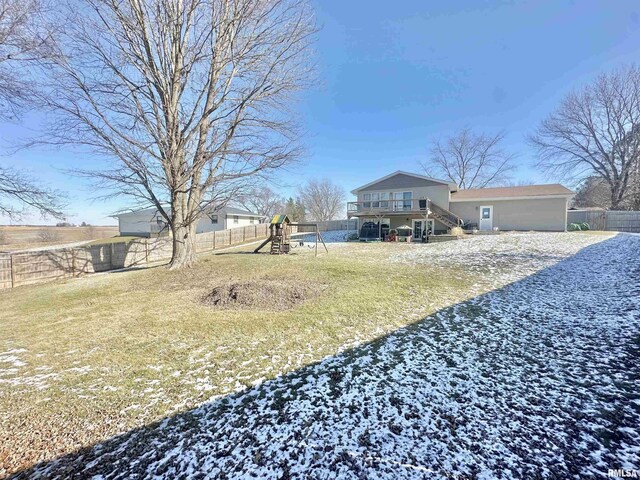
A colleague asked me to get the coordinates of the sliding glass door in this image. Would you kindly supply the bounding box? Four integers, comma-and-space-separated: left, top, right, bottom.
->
392, 192, 412, 211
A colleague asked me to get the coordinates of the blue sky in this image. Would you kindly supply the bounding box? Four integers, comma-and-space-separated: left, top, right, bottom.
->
2, 0, 640, 225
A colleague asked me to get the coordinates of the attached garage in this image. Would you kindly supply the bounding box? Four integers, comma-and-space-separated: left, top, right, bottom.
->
449, 184, 574, 232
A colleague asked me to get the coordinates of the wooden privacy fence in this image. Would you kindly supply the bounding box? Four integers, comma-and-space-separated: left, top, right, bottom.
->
0, 223, 268, 290
314, 219, 358, 231
567, 210, 640, 232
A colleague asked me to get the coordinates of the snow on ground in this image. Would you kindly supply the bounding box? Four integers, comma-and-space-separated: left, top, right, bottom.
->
390, 231, 610, 290
294, 229, 351, 246
17, 233, 640, 479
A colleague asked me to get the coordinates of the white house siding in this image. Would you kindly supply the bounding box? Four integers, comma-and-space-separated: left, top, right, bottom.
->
449, 197, 569, 232
117, 208, 261, 236
118, 211, 157, 236
196, 213, 224, 233
224, 215, 258, 230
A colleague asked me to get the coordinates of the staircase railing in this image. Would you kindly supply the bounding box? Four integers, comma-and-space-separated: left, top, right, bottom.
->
346, 197, 464, 229
429, 201, 464, 228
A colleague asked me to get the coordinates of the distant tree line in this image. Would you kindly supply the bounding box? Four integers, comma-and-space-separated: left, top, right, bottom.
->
236, 178, 346, 223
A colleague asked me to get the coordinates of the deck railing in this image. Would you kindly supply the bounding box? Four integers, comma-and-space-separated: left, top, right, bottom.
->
347, 198, 464, 228
347, 198, 431, 214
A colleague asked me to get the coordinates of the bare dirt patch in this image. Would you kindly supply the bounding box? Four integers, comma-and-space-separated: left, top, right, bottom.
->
202, 280, 324, 310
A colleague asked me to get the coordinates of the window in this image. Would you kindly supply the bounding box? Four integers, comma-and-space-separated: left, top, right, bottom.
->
392, 191, 412, 210
250, 217, 255, 224
233, 215, 239, 224
393, 192, 413, 210
380, 192, 389, 209
362, 192, 391, 209
209, 214, 218, 224
371, 192, 380, 208
403, 191, 413, 210
482, 207, 491, 219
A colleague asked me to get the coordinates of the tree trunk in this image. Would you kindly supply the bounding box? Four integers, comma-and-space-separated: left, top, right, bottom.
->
610, 185, 623, 210
169, 223, 197, 269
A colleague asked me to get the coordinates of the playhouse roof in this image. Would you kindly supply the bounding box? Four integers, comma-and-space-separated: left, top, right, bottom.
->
270, 214, 291, 225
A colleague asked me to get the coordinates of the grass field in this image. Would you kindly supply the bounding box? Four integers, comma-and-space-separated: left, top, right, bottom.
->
85, 235, 141, 245
0, 239, 478, 475
0, 226, 120, 251
1, 231, 637, 478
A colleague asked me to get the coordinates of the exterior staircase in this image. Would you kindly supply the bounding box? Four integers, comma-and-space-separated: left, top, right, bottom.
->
429, 202, 464, 230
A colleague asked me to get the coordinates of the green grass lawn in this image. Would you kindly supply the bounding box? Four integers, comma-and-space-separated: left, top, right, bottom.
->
0, 241, 484, 475
0, 234, 614, 476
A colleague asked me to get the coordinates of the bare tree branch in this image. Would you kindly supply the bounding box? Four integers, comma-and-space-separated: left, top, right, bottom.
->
36, 0, 317, 268
572, 176, 612, 209
0, 0, 57, 119
0, 165, 65, 219
235, 184, 285, 219
420, 128, 516, 189
0, 0, 65, 220
529, 64, 640, 210
298, 178, 345, 221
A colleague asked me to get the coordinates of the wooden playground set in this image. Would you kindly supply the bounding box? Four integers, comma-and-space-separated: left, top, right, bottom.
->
254, 215, 328, 256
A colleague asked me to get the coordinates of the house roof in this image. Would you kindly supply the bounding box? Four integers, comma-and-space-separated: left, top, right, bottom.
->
113, 205, 261, 218
224, 206, 261, 216
351, 171, 457, 194
450, 184, 574, 202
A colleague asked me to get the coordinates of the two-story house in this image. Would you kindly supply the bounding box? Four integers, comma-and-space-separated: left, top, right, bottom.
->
347, 171, 574, 240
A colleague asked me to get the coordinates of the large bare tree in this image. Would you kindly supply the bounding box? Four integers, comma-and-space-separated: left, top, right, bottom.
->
530, 65, 640, 210
298, 178, 345, 221
421, 128, 516, 189
572, 176, 612, 209
236, 185, 285, 220
39, 0, 316, 268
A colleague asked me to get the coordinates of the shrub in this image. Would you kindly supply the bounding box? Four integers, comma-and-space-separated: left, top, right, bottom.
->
580, 222, 590, 231
347, 232, 359, 241
38, 229, 62, 243
568, 223, 582, 231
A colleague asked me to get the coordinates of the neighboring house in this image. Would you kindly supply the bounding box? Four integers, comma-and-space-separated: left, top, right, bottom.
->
114, 206, 263, 237
347, 171, 574, 239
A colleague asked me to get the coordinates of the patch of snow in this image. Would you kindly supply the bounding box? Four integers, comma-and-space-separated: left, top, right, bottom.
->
22, 233, 640, 479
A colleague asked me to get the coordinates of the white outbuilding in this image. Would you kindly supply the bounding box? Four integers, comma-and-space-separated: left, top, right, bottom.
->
113, 206, 263, 237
